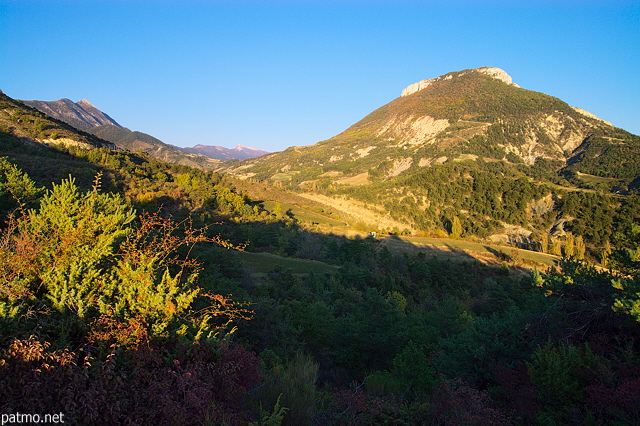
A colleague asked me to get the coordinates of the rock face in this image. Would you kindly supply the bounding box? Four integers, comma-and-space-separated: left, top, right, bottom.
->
23, 98, 122, 131
475, 67, 517, 86
401, 66, 518, 97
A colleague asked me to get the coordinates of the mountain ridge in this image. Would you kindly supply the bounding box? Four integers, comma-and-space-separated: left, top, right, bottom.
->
23, 98, 269, 163
0, 92, 116, 151
23, 98, 123, 131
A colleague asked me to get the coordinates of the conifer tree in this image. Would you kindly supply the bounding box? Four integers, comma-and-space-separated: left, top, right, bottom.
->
540, 233, 549, 254
450, 216, 463, 239
575, 235, 586, 260
602, 240, 612, 267
564, 233, 575, 258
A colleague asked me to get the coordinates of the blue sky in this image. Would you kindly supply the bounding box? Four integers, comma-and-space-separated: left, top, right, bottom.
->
1, 1, 639, 152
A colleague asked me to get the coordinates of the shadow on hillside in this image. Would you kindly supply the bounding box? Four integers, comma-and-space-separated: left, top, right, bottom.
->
483, 245, 512, 262
0, 133, 541, 279
442, 243, 485, 263
199, 214, 534, 282
0, 132, 117, 191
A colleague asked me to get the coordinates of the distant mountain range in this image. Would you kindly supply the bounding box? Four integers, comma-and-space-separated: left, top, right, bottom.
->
183, 144, 269, 161
21, 98, 269, 164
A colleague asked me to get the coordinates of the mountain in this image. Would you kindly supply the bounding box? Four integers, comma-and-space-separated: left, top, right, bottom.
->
4, 87, 640, 426
23, 98, 122, 131
226, 67, 633, 181
183, 144, 269, 161
22, 98, 222, 170
0, 92, 116, 150
23, 97, 269, 164
222, 67, 640, 242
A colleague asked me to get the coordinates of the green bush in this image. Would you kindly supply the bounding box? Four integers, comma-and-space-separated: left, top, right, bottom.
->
259, 352, 319, 425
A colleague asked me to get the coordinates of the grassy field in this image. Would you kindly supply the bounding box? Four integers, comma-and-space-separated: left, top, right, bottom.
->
575, 172, 622, 188
262, 200, 346, 226
232, 250, 339, 275
397, 235, 558, 267
270, 171, 298, 182
335, 172, 370, 186
234, 233, 557, 279
265, 198, 557, 269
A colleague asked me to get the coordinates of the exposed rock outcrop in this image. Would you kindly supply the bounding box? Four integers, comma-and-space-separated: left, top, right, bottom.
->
401, 66, 518, 97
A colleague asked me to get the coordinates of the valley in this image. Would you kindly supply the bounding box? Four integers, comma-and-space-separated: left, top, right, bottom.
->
230, 176, 558, 269
1, 67, 640, 424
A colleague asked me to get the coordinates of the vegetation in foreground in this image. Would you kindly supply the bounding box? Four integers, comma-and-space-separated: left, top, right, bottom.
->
1, 92, 640, 424
0, 150, 639, 424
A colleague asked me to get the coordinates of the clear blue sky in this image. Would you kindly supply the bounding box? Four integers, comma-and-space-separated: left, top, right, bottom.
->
1, 1, 639, 152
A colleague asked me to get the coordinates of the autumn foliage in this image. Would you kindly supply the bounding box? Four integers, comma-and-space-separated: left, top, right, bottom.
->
0, 172, 261, 423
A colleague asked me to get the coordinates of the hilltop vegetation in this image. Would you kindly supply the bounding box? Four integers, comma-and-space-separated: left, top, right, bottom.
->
1, 83, 640, 424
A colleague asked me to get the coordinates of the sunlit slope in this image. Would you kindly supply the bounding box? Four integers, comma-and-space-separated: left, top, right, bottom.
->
219, 68, 640, 242
223, 67, 637, 188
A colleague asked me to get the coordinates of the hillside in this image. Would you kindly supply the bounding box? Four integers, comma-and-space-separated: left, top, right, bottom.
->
23, 98, 223, 170
88, 123, 222, 170
221, 67, 640, 246
0, 92, 116, 151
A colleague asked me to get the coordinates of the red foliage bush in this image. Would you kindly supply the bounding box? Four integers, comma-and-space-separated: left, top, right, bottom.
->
331, 382, 385, 423
0, 334, 262, 424
432, 378, 510, 426
491, 362, 540, 422
586, 378, 640, 423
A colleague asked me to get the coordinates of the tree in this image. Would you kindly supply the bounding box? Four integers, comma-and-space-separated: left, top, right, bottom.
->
540, 233, 549, 254
0, 157, 41, 216
575, 235, 586, 260
610, 225, 640, 321
550, 237, 562, 257
601, 240, 612, 267
564, 233, 575, 258
450, 216, 463, 239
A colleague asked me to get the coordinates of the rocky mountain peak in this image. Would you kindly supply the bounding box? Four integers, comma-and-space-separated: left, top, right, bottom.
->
401, 67, 518, 97
77, 99, 95, 108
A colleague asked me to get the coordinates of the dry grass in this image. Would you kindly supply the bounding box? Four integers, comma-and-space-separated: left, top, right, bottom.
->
335, 172, 370, 186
